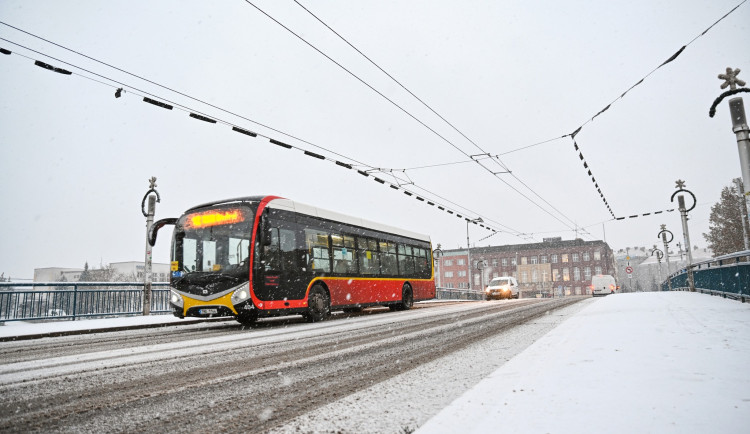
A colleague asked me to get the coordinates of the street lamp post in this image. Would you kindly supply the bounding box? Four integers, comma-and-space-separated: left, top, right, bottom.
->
713, 68, 750, 221
141, 177, 160, 316
476, 259, 487, 295
671, 180, 697, 292
651, 246, 664, 291
657, 224, 674, 291
466, 217, 483, 292
433, 245, 444, 293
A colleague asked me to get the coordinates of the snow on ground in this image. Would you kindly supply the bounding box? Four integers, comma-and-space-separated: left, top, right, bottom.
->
419, 292, 750, 434
2, 293, 748, 433
270, 299, 593, 434
0, 313, 192, 339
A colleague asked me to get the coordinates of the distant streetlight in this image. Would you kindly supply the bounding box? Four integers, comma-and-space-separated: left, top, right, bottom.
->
651, 245, 664, 291
433, 245, 444, 291
657, 224, 674, 291
466, 217, 483, 292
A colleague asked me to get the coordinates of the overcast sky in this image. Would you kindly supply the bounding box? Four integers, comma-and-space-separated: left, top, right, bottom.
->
1, 0, 748, 279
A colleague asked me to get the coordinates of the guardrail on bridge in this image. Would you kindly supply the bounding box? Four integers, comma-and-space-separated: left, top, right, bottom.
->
661, 250, 750, 302
0, 282, 171, 322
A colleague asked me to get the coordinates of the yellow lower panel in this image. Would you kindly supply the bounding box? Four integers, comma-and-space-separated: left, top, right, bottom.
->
182, 292, 238, 315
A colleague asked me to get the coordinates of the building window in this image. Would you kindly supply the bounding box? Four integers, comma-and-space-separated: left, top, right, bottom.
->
444, 260, 453, 266
584, 267, 592, 280
551, 254, 558, 263
540, 255, 548, 264
492, 259, 498, 267
573, 267, 581, 281
501, 258, 508, 266
511, 258, 517, 266
572, 253, 579, 262
457, 259, 465, 266
530, 256, 538, 264
583, 252, 590, 261
521, 257, 528, 265
493, 272, 499, 278
458, 271, 467, 277
563, 268, 570, 281
561, 254, 569, 263
474, 274, 481, 285
594, 250, 601, 260
532, 269, 538, 282
595, 266, 602, 275
521, 271, 528, 282
445, 271, 454, 278
553, 269, 560, 281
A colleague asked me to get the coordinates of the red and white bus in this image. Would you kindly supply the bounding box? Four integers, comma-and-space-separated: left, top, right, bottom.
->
158, 195, 435, 324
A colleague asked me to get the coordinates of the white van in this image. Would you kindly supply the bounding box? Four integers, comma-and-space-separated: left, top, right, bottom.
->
485, 276, 519, 300
591, 275, 617, 296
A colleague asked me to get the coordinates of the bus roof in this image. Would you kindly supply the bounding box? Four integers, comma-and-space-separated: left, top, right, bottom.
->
186, 195, 431, 243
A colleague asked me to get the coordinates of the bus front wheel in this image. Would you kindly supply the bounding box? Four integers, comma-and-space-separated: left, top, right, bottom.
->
236, 311, 257, 326
305, 285, 330, 322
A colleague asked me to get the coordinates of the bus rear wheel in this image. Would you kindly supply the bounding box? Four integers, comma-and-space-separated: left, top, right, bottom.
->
391, 283, 413, 311
305, 285, 330, 322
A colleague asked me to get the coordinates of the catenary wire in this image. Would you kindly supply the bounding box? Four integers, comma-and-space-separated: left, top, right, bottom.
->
243, 0, 593, 239
0, 40, 546, 241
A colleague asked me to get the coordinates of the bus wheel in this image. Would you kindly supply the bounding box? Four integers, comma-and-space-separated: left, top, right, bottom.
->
392, 283, 413, 311
305, 285, 330, 322
236, 311, 257, 326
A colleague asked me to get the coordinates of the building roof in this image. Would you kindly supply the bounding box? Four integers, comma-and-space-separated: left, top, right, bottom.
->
441, 239, 611, 256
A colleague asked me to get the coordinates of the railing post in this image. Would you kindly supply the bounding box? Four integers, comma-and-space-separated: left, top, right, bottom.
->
72, 284, 78, 321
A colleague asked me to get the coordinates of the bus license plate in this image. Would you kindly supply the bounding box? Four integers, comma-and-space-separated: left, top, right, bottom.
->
200, 308, 218, 315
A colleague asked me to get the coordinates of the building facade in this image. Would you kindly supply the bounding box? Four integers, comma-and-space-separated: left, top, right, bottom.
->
437, 237, 616, 296
33, 262, 171, 283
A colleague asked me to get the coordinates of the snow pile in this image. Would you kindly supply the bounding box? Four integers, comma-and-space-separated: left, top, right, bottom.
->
418, 292, 750, 433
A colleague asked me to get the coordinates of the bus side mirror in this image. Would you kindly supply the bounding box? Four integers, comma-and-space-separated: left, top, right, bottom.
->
148, 218, 178, 246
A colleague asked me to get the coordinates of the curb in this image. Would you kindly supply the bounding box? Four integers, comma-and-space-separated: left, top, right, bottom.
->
0, 317, 232, 342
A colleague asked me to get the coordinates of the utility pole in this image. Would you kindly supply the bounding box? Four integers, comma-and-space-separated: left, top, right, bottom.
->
466, 217, 483, 291
141, 177, 160, 315
714, 67, 750, 221
651, 246, 663, 291
658, 224, 674, 291
736, 179, 750, 250
671, 180, 696, 292
433, 245, 444, 291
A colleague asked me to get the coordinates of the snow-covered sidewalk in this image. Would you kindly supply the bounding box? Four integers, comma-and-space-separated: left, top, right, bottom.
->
418, 292, 750, 433
0, 314, 216, 340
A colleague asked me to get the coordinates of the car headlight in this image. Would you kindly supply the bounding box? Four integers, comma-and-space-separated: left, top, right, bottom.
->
231, 282, 251, 305
170, 290, 184, 308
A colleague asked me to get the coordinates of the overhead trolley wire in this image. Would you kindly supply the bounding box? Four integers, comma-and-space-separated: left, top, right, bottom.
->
0, 20, 368, 170
0, 36, 537, 240
273, 1, 594, 239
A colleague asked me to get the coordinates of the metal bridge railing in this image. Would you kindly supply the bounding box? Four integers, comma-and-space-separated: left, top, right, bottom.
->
662, 250, 750, 302
0, 282, 171, 322
435, 287, 485, 301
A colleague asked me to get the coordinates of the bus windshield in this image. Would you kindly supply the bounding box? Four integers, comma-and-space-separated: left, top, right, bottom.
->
171, 204, 256, 292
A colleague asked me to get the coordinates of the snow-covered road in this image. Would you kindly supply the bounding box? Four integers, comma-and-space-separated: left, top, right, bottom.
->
0, 298, 582, 433
2, 292, 744, 433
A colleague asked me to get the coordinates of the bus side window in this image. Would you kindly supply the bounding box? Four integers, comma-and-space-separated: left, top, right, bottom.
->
305, 228, 331, 273
263, 228, 281, 271
279, 228, 297, 271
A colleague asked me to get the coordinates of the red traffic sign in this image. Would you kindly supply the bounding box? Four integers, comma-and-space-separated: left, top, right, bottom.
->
626, 266, 633, 274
